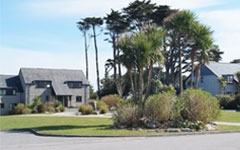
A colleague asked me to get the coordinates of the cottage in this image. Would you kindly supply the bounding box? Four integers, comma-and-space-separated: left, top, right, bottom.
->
0, 68, 90, 115
185, 62, 240, 96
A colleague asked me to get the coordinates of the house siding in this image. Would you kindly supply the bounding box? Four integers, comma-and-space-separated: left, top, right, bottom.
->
185, 64, 239, 96
0, 92, 22, 115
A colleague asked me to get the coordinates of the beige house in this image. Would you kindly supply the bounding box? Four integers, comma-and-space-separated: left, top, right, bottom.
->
0, 68, 90, 115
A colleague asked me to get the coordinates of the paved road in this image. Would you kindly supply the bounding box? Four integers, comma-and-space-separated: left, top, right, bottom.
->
0, 131, 240, 150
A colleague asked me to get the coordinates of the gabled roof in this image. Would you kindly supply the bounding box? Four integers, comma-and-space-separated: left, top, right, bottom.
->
205, 61, 240, 82
20, 68, 89, 96
0, 75, 23, 92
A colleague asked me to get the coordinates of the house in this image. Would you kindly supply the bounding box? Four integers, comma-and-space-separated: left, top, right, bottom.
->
185, 62, 240, 96
0, 68, 90, 115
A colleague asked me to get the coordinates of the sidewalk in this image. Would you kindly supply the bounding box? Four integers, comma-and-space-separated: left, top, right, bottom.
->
214, 121, 240, 126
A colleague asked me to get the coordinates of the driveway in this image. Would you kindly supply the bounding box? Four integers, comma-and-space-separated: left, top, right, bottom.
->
0, 131, 240, 150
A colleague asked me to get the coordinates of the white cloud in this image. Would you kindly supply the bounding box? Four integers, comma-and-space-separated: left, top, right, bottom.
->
0, 46, 112, 90
198, 9, 240, 62
23, 0, 223, 17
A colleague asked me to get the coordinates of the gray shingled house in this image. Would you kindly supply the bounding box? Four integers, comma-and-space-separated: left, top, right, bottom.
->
185, 62, 240, 96
0, 68, 90, 115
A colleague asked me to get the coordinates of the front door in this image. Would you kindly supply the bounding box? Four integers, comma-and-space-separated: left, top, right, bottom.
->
63, 96, 68, 107
57, 96, 68, 107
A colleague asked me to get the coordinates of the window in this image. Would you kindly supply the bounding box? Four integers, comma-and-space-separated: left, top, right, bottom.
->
9, 103, 17, 109
0, 103, 4, 109
76, 96, 82, 102
227, 75, 234, 84
0, 88, 16, 96
36, 81, 51, 88
67, 81, 82, 88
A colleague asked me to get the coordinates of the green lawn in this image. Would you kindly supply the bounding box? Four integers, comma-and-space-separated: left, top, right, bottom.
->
0, 116, 151, 135
218, 111, 240, 123
0, 111, 239, 136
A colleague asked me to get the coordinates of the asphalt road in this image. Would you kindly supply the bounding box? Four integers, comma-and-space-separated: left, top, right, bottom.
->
0, 131, 240, 150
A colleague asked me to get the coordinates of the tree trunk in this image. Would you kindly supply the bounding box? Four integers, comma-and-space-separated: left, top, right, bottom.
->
92, 25, 100, 96
190, 50, 195, 88
178, 38, 183, 94
143, 60, 153, 110
195, 64, 201, 89
83, 31, 89, 80
129, 69, 137, 104
112, 34, 117, 81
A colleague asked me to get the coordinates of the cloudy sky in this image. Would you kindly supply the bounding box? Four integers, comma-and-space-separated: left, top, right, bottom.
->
1, 0, 240, 90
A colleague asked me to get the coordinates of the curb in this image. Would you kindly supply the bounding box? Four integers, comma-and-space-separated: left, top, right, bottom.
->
3, 129, 240, 138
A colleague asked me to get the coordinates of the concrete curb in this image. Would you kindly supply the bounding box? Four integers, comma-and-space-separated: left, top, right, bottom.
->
3, 129, 240, 138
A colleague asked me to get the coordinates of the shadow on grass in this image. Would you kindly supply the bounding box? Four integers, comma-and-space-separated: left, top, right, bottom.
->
32, 125, 114, 132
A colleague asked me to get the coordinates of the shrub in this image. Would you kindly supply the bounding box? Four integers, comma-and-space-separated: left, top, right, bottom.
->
22, 107, 32, 114
46, 101, 55, 108
79, 104, 93, 115
31, 106, 38, 113
14, 103, 26, 114
179, 89, 220, 123
216, 95, 234, 109
47, 106, 56, 113
228, 94, 240, 109
112, 103, 142, 127
37, 104, 46, 113
101, 94, 123, 109
58, 105, 65, 112
53, 100, 62, 108
32, 97, 42, 107
97, 100, 107, 110
145, 92, 176, 122
99, 105, 108, 114
8, 109, 15, 115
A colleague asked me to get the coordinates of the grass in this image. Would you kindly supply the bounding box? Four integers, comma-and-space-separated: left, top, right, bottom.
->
0, 116, 151, 135
216, 125, 240, 131
217, 111, 240, 123
0, 111, 239, 136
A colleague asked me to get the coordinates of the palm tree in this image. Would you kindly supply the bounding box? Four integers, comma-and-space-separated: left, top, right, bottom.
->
218, 77, 227, 94
143, 25, 165, 106
164, 11, 196, 94
84, 17, 103, 97
194, 24, 213, 89
236, 71, 240, 92
104, 9, 129, 97
77, 20, 90, 80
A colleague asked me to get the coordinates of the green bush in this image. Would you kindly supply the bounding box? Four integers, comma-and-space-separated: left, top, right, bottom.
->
228, 94, 240, 109
53, 100, 62, 108
58, 105, 65, 112
99, 105, 108, 114
216, 95, 234, 109
47, 106, 56, 113
32, 97, 42, 107
101, 94, 124, 109
14, 103, 26, 114
97, 100, 107, 110
145, 92, 176, 122
112, 103, 142, 127
79, 104, 93, 115
22, 107, 32, 114
179, 89, 220, 123
37, 104, 46, 113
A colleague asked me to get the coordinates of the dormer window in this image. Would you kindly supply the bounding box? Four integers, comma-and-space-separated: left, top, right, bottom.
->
67, 81, 82, 88
223, 75, 234, 84
35, 81, 51, 88
227, 75, 234, 84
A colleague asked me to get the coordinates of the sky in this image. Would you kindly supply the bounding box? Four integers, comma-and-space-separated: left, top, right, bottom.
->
1, 0, 240, 90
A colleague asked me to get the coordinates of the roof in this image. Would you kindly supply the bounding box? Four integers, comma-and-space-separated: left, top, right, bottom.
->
0, 75, 23, 92
205, 61, 240, 82
20, 68, 89, 96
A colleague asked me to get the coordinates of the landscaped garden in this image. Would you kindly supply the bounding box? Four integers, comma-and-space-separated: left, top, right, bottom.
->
0, 110, 239, 136
1, 89, 240, 136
